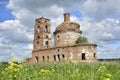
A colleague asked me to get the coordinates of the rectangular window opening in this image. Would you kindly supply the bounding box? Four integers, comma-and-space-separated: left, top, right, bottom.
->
82, 53, 86, 60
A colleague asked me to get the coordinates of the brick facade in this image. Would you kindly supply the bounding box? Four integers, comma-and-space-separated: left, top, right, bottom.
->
26, 13, 97, 63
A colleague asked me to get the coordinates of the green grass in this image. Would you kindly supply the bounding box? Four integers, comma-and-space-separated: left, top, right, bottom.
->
0, 61, 120, 80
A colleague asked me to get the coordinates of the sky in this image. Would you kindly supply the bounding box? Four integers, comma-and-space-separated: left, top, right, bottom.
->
0, 0, 120, 61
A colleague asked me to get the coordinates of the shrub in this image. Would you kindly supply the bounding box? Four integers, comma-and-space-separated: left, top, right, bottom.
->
75, 36, 88, 44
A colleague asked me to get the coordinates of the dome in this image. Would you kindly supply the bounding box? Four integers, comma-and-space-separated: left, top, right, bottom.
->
55, 21, 80, 31
55, 13, 80, 32
54, 13, 82, 47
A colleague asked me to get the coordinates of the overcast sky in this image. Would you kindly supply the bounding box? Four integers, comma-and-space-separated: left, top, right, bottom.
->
0, 0, 120, 61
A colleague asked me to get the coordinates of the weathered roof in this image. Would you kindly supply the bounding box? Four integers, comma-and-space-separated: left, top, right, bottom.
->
55, 21, 80, 31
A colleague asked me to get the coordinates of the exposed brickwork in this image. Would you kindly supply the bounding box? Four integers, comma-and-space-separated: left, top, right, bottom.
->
33, 17, 52, 50
55, 22, 80, 32
28, 44, 97, 64
54, 31, 80, 47
64, 13, 70, 22
26, 13, 97, 64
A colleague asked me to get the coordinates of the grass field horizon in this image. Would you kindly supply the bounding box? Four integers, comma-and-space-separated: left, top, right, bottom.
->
0, 60, 120, 80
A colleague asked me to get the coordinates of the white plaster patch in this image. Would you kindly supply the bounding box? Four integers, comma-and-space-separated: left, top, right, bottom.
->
82, 48, 86, 53
70, 52, 73, 60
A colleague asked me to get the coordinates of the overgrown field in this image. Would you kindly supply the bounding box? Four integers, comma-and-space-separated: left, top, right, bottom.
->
0, 61, 120, 80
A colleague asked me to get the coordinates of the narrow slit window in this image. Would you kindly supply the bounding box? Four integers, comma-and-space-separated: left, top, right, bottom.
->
94, 53, 96, 58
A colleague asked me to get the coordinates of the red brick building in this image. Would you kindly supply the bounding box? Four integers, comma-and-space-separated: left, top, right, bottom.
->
26, 13, 97, 63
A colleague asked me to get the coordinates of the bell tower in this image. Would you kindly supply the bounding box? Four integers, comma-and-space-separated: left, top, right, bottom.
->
33, 17, 52, 50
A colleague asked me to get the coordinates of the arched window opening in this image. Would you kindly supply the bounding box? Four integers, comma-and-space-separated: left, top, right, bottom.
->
45, 25, 48, 32
53, 55, 56, 61
82, 53, 86, 60
42, 56, 45, 62
62, 54, 65, 59
46, 36, 48, 38
38, 36, 40, 39
37, 41, 40, 49
57, 35, 60, 41
57, 54, 60, 61
35, 56, 39, 63
38, 21, 40, 23
47, 56, 49, 62
45, 41, 49, 48
37, 26, 40, 33
58, 49, 59, 52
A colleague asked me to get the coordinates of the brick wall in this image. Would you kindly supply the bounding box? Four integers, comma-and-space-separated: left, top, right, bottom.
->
54, 31, 80, 47
27, 44, 97, 64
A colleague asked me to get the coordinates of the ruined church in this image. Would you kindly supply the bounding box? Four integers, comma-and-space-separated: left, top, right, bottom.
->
26, 13, 97, 63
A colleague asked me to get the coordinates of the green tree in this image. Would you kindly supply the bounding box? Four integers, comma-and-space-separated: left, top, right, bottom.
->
75, 36, 88, 44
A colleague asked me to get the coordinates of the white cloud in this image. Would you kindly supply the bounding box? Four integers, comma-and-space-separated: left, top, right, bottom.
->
81, 0, 120, 20
0, 20, 33, 44
0, 19, 33, 61
24, 44, 33, 50
80, 17, 120, 44
7, 0, 82, 11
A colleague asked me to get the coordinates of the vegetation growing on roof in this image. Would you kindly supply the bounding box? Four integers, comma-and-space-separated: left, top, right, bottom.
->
56, 22, 79, 30
75, 36, 88, 44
